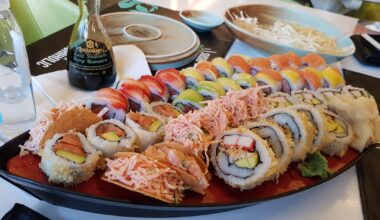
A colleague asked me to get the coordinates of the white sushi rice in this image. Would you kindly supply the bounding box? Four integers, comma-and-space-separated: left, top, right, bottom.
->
211, 128, 277, 190
86, 119, 137, 157
125, 112, 165, 152
290, 104, 329, 152
246, 121, 293, 176
262, 108, 316, 161
40, 132, 99, 186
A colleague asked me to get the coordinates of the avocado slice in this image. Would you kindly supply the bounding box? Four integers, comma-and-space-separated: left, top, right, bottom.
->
173, 89, 205, 112
56, 150, 86, 164
311, 98, 322, 105
234, 152, 259, 169
216, 77, 242, 91
148, 120, 162, 132
232, 73, 256, 88
101, 131, 121, 142
197, 81, 226, 97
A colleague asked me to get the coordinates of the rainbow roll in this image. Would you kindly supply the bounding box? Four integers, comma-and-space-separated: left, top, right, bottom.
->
118, 79, 151, 112
216, 77, 242, 92
269, 54, 289, 71
300, 68, 322, 91
320, 67, 345, 89
301, 53, 327, 70
284, 52, 302, 69
255, 69, 283, 95
249, 57, 271, 76
195, 61, 220, 81
227, 55, 251, 74
156, 68, 187, 101
138, 75, 169, 102
180, 67, 205, 90
196, 81, 226, 100
279, 68, 305, 93
173, 89, 204, 113
212, 57, 233, 78
232, 73, 256, 89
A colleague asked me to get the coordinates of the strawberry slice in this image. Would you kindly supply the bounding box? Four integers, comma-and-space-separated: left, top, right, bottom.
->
138, 75, 169, 102
94, 88, 128, 110
155, 68, 186, 91
119, 79, 151, 103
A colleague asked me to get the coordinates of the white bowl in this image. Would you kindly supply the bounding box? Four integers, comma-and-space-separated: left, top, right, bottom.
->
180, 10, 223, 32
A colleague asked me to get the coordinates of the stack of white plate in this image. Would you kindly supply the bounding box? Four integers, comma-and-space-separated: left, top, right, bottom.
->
101, 12, 200, 71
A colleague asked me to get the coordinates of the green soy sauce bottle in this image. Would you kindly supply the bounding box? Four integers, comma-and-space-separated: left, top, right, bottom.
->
67, 0, 116, 91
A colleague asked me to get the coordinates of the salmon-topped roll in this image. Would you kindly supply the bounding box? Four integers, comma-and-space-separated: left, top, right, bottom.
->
300, 68, 323, 91
284, 52, 302, 69
269, 54, 289, 71
249, 57, 271, 76
195, 61, 220, 81
255, 69, 283, 95
227, 55, 251, 74
279, 68, 305, 93
301, 53, 327, 70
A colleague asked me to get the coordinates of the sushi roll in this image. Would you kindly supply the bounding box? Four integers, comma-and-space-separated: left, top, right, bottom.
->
40, 132, 100, 186
261, 108, 316, 161
90, 88, 128, 122
317, 88, 341, 100
301, 53, 327, 70
290, 104, 329, 152
138, 75, 169, 102
268, 54, 289, 71
172, 89, 204, 113
216, 77, 242, 92
341, 85, 371, 99
284, 52, 302, 69
103, 152, 184, 203
321, 110, 353, 157
291, 90, 327, 109
255, 69, 283, 95
279, 68, 305, 93
211, 57, 233, 78
231, 73, 256, 89
155, 68, 186, 101
320, 67, 345, 89
180, 67, 205, 90
249, 57, 271, 76
86, 119, 137, 157
266, 92, 299, 109
195, 61, 220, 81
299, 68, 322, 91
196, 81, 226, 100
246, 121, 293, 175
144, 142, 210, 195
118, 78, 151, 112
227, 55, 251, 74
211, 128, 277, 190
125, 112, 165, 151
141, 101, 180, 121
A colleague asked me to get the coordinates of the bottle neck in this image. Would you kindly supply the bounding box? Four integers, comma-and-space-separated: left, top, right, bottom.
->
78, 0, 100, 17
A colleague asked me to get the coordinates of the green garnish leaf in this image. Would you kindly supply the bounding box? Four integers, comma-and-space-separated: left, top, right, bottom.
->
297, 152, 333, 179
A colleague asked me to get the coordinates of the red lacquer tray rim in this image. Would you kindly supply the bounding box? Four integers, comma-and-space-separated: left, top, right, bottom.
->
0, 132, 375, 209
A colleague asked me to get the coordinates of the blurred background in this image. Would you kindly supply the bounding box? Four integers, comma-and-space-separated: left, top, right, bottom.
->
9, 0, 380, 45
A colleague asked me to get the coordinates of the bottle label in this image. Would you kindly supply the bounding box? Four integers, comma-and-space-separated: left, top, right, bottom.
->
67, 39, 114, 77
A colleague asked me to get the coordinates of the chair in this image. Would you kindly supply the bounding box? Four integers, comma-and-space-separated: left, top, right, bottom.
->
10, 0, 79, 45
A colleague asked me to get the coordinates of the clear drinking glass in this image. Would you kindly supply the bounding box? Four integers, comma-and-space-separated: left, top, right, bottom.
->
0, 1, 36, 140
